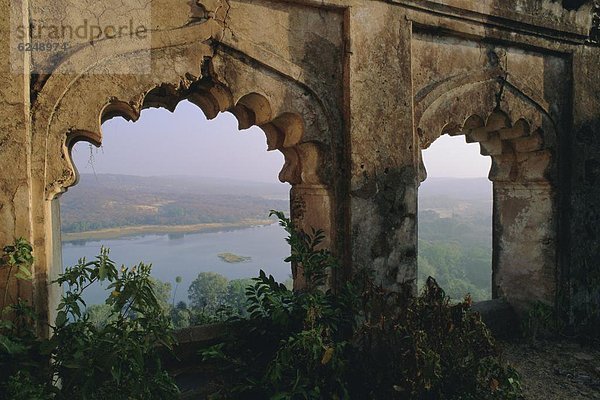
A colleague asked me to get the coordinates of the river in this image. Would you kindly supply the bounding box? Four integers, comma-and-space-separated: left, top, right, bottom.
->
61, 223, 291, 305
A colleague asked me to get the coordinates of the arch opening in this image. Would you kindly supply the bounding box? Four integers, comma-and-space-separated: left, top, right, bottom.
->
417, 110, 557, 309
419, 134, 493, 301
30, 41, 338, 334
61, 99, 295, 328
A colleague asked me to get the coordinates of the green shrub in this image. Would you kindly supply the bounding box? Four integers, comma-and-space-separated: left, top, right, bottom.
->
1, 212, 524, 399
201, 211, 522, 399
521, 301, 557, 343
0, 243, 179, 399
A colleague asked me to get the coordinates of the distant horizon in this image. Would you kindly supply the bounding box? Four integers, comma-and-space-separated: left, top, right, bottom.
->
77, 172, 490, 183
76, 171, 290, 184
71, 100, 491, 182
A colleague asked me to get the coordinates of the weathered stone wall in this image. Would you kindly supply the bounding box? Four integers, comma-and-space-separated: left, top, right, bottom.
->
0, 0, 598, 332
0, 0, 33, 311
567, 45, 600, 332
348, 2, 418, 291
411, 28, 570, 312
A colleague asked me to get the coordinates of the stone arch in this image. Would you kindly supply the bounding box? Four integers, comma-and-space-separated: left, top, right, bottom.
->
30, 16, 336, 199
418, 110, 551, 185
65, 87, 323, 192
414, 76, 558, 313
29, 23, 337, 330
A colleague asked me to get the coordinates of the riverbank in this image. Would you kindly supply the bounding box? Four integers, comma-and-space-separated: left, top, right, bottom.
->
61, 219, 276, 242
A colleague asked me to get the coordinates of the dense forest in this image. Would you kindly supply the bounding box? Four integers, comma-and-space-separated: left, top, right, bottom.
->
418, 177, 493, 301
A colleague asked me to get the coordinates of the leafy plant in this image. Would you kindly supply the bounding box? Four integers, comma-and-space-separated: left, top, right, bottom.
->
521, 301, 559, 343
0, 239, 54, 398
201, 211, 522, 399
1, 238, 33, 306
349, 276, 521, 399
46, 249, 179, 399
270, 209, 336, 290
0, 244, 179, 399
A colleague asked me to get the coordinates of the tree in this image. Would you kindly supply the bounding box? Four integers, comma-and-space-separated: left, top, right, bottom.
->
171, 301, 191, 329
188, 272, 228, 312
172, 276, 182, 307
225, 278, 254, 316
85, 304, 114, 329
149, 277, 173, 315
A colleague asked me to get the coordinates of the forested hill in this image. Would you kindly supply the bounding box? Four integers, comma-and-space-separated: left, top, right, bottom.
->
60, 174, 290, 234
419, 177, 491, 200
418, 177, 493, 301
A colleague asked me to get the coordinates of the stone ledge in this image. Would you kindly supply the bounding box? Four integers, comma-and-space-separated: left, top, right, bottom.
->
473, 298, 520, 339
173, 322, 230, 345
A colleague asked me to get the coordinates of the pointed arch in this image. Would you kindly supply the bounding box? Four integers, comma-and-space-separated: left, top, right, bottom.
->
415, 69, 557, 154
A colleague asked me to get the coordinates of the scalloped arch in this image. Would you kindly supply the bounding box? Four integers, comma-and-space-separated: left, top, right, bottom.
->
418, 110, 551, 183
415, 70, 555, 149
415, 69, 557, 184
32, 32, 333, 200
58, 85, 324, 198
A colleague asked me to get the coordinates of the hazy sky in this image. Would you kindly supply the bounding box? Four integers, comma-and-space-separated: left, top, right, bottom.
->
71, 101, 285, 184
421, 135, 491, 179
71, 100, 491, 182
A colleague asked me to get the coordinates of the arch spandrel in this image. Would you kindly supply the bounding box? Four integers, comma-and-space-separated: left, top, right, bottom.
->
209, 49, 336, 147
416, 78, 553, 149
415, 67, 558, 186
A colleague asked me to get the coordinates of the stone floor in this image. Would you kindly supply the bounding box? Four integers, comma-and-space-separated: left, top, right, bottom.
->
501, 340, 600, 399
170, 325, 600, 399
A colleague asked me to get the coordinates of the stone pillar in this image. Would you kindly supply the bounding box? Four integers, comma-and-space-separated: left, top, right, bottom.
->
0, 0, 33, 311
493, 182, 556, 312
28, 191, 55, 335
290, 184, 334, 290
347, 3, 418, 291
